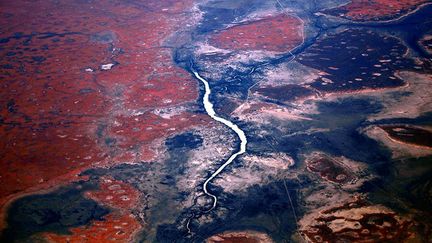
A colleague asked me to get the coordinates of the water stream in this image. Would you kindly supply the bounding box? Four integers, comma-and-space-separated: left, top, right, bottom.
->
192, 69, 248, 211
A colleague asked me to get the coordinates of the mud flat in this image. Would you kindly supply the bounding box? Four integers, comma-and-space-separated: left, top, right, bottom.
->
297, 29, 411, 93
419, 34, 432, 55
380, 124, 432, 148
213, 152, 295, 194
242, 152, 294, 170
368, 71, 432, 121
206, 230, 274, 243
316, 71, 432, 121
253, 84, 317, 103
232, 100, 316, 124
363, 125, 432, 158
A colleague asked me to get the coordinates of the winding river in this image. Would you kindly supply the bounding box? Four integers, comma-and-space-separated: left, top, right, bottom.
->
192, 69, 248, 211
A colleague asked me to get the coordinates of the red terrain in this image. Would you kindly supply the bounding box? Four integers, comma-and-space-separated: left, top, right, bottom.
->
209, 14, 303, 52
0, 0, 203, 239
326, 0, 429, 21
44, 177, 142, 242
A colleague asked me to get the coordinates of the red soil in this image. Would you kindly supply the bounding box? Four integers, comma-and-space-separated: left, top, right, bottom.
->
301, 197, 417, 242
44, 177, 142, 242
306, 156, 355, 185
0, 0, 200, 238
107, 112, 209, 164
209, 15, 303, 52
327, 0, 429, 21
86, 177, 141, 210
44, 213, 140, 243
